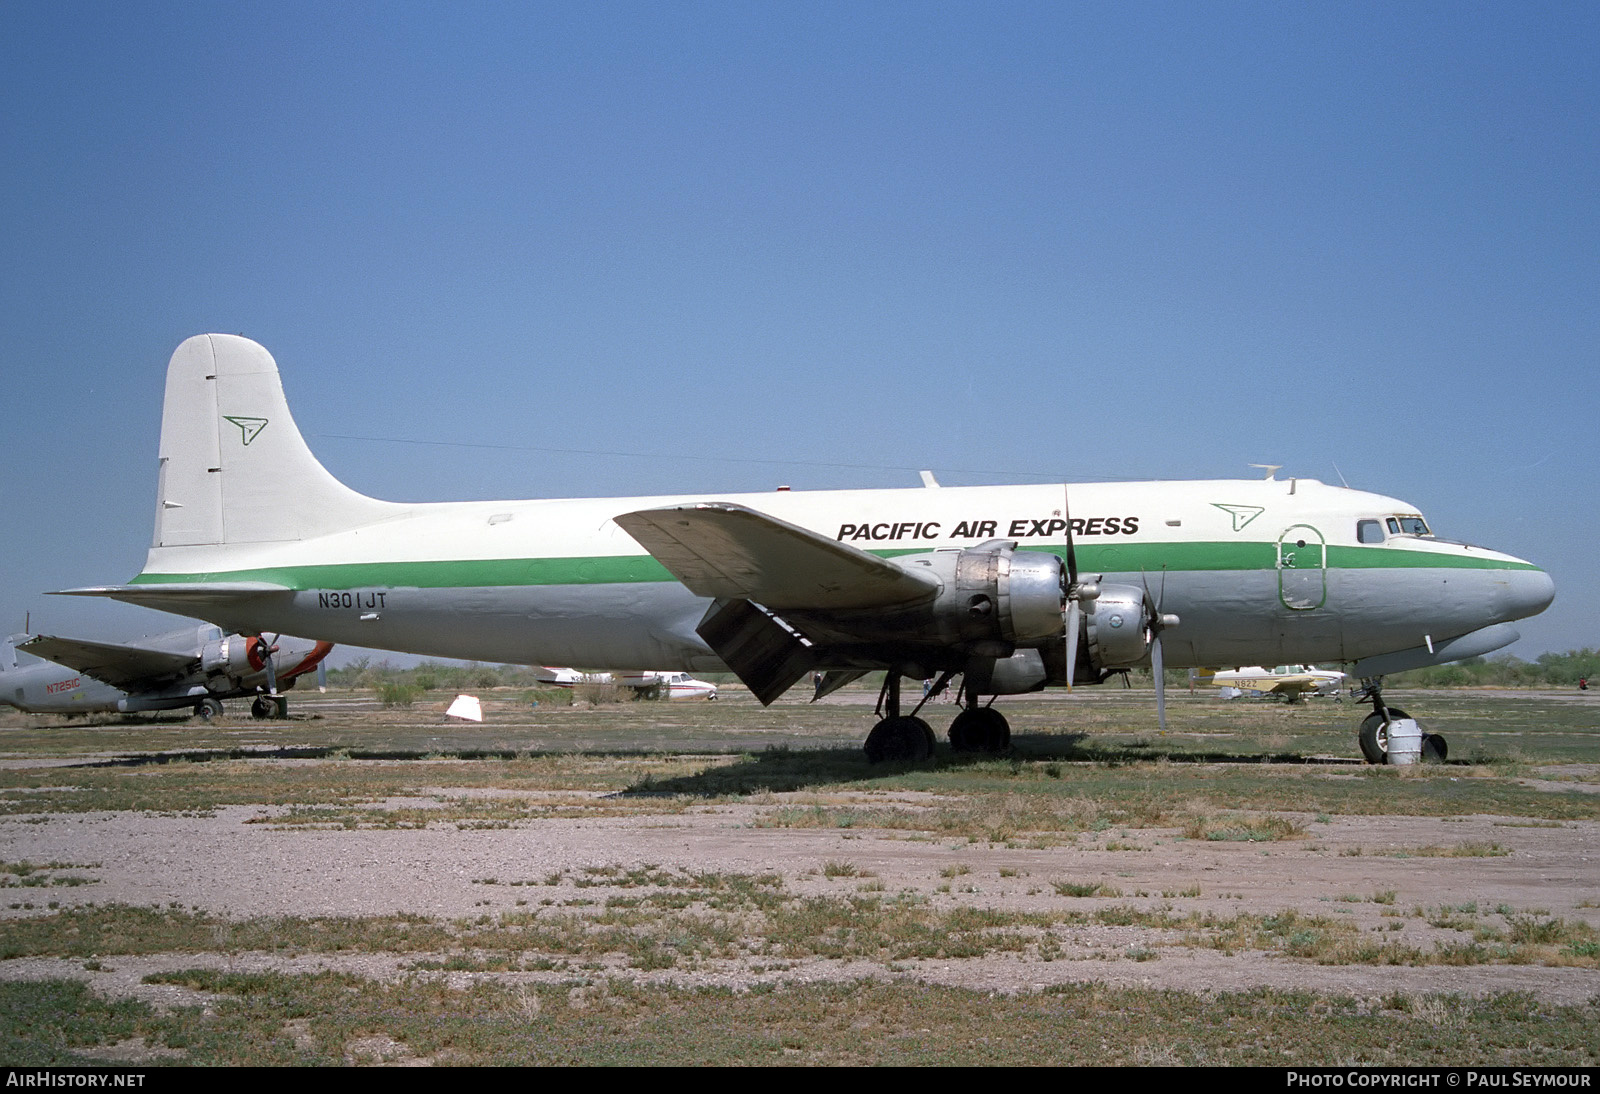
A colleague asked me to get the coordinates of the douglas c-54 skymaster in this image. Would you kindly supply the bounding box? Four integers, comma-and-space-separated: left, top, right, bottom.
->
62, 335, 1554, 762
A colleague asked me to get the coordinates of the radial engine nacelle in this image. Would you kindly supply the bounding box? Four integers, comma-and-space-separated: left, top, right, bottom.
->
201, 634, 267, 685
1082, 583, 1170, 670
977, 580, 1176, 695
849, 540, 1067, 652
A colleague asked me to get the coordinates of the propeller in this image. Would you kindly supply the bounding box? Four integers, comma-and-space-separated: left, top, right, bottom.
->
1140, 569, 1179, 732
1060, 486, 1102, 690
249, 633, 282, 696
1062, 486, 1080, 689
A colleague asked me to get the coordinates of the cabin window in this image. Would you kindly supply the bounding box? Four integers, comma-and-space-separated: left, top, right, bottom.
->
1357, 520, 1384, 544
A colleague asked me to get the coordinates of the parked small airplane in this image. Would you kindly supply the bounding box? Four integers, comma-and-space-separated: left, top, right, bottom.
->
1192, 664, 1347, 702
61, 335, 1555, 762
0, 622, 333, 719
537, 667, 719, 700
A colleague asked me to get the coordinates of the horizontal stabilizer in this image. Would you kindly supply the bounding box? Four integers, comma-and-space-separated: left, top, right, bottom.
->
616, 502, 938, 610
51, 582, 291, 616
54, 582, 289, 598
19, 635, 198, 689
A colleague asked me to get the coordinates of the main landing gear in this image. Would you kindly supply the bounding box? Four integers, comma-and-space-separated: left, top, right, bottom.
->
862, 672, 1012, 763
1355, 679, 1446, 764
863, 673, 937, 763
251, 695, 289, 720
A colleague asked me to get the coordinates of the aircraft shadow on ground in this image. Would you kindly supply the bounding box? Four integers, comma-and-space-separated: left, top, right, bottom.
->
75, 735, 1365, 791
618, 733, 1363, 798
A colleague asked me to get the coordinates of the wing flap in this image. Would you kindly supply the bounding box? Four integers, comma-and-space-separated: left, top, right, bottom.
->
614, 503, 937, 610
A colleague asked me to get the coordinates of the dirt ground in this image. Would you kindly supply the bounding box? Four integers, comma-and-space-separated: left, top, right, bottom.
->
2, 687, 1599, 1018
2, 768, 1598, 1008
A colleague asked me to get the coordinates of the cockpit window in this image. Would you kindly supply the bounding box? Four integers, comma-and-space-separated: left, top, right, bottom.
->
1357, 520, 1384, 544
1396, 516, 1431, 536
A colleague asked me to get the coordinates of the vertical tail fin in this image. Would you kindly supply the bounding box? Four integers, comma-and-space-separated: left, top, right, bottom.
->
152, 335, 400, 555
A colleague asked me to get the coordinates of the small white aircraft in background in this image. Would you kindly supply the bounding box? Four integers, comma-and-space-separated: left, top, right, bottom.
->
0, 623, 333, 720
1193, 664, 1347, 702
537, 667, 719, 700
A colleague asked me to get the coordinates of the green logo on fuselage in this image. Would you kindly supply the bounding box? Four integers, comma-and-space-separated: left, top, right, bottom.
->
1212, 503, 1264, 532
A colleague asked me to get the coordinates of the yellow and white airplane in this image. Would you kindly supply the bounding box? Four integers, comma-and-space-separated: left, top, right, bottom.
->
62, 335, 1555, 762
1192, 664, 1347, 702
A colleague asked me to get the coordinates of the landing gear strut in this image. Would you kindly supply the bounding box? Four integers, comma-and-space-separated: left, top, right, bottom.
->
1355, 679, 1446, 764
863, 672, 936, 763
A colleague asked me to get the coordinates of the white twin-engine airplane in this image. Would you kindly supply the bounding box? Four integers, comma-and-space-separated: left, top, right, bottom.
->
63, 335, 1554, 762
537, 667, 719, 700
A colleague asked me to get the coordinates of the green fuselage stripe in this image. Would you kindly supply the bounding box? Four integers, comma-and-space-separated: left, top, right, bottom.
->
128, 540, 1538, 591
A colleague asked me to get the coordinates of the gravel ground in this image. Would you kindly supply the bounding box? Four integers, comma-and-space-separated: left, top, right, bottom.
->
3, 786, 1598, 1005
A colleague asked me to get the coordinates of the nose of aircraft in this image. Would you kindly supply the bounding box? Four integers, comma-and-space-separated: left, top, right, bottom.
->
1504, 565, 1556, 622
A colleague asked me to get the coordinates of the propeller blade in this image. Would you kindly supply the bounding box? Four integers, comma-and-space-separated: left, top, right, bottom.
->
1152, 631, 1167, 733
1064, 600, 1080, 690
263, 632, 279, 696
1062, 485, 1078, 587
1062, 483, 1081, 691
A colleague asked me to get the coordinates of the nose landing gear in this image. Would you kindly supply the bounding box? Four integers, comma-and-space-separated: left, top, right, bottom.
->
1355, 680, 1446, 763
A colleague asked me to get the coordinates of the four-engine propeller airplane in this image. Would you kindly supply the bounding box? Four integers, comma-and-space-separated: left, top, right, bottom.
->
60, 335, 1554, 761
1, 621, 333, 720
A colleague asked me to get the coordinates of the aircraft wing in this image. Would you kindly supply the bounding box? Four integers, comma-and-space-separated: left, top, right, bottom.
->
615, 503, 939, 610
18, 635, 198, 690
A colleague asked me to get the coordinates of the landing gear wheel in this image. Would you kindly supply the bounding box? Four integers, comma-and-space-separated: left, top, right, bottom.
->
948, 707, 1011, 753
864, 716, 934, 763
251, 697, 272, 720
194, 698, 225, 721
1422, 733, 1448, 763
1357, 706, 1411, 765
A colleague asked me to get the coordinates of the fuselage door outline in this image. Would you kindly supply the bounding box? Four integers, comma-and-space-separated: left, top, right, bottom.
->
1277, 524, 1327, 611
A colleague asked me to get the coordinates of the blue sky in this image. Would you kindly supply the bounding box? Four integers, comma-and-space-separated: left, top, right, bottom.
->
2, 1, 1595, 663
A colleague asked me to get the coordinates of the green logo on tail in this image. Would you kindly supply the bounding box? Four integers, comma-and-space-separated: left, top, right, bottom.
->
224, 416, 269, 446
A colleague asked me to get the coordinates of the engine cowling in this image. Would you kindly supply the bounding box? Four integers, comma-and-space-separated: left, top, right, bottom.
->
201, 635, 264, 685
828, 540, 1067, 652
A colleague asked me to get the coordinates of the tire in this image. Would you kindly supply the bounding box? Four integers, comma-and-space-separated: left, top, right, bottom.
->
948, 707, 1010, 753
1357, 706, 1412, 765
864, 716, 935, 763
194, 698, 225, 721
